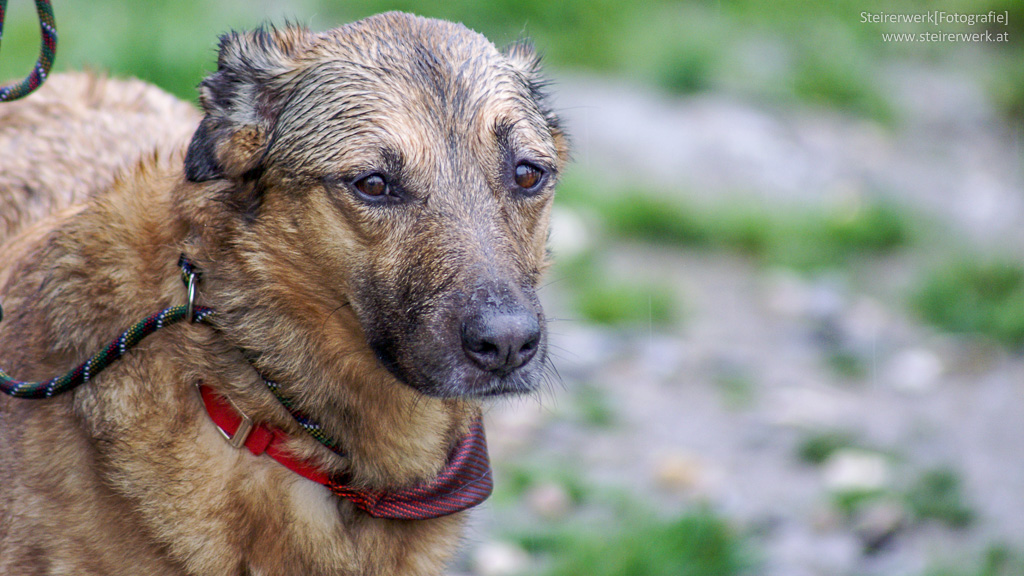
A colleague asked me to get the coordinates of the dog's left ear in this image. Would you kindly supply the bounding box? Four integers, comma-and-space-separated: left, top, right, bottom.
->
186, 26, 310, 182
502, 41, 570, 164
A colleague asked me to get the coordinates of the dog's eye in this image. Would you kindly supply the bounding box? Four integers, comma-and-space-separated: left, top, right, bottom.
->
513, 162, 545, 192
354, 173, 390, 198
352, 170, 399, 201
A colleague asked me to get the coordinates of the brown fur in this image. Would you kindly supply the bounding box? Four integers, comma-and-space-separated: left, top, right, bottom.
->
0, 13, 567, 575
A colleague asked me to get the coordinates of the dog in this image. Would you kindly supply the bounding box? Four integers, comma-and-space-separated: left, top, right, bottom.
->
0, 12, 568, 575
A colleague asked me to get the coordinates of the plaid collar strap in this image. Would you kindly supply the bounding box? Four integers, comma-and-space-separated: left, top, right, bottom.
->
198, 385, 493, 520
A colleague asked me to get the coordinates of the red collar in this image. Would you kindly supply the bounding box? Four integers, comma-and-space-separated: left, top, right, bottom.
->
198, 385, 493, 520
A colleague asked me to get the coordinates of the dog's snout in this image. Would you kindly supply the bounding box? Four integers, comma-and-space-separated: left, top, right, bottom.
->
461, 309, 541, 375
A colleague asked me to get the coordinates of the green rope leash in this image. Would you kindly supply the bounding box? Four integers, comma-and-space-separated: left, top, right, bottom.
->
0, 256, 345, 456
263, 377, 343, 453
0, 259, 213, 398
0, 305, 216, 398
0, 0, 57, 101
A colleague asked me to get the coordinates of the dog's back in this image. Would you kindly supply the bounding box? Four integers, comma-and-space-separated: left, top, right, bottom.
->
0, 72, 199, 245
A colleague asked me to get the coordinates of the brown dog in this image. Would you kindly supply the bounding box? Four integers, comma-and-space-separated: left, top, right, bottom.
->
0, 12, 567, 575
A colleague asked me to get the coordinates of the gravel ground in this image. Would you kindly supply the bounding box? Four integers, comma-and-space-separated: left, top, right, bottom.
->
455, 62, 1024, 576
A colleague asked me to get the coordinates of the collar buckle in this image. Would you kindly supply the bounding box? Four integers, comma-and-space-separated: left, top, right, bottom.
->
197, 385, 254, 449
221, 410, 254, 449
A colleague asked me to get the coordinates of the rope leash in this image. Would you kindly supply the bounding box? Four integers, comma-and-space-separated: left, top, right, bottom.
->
0, 0, 57, 101
264, 377, 345, 454
0, 256, 344, 455
0, 257, 213, 398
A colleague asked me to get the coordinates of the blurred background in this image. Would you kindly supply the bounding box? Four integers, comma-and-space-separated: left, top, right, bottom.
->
3, 1, 1022, 574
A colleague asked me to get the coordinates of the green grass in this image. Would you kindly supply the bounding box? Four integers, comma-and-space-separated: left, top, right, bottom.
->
495, 467, 754, 575
654, 41, 717, 96
789, 26, 896, 123
572, 383, 617, 427
574, 281, 678, 327
598, 192, 714, 247
588, 189, 913, 272
495, 464, 589, 507
555, 251, 680, 328
800, 440, 977, 531
925, 544, 1024, 576
826, 350, 869, 380
831, 488, 890, 519
552, 170, 921, 278
912, 258, 1024, 348
518, 507, 752, 576
990, 53, 1024, 122
714, 370, 757, 410
904, 467, 975, 529
797, 430, 861, 465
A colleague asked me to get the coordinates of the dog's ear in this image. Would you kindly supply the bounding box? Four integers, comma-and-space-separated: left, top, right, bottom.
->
502, 40, 570, 164
186, 26, 309, 182
503, 40, 542, 79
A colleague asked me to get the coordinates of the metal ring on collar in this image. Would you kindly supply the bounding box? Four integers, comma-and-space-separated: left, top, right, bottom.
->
186, 271, 198, 323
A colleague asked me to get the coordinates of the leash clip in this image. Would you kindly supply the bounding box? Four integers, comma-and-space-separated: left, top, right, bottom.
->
179, 255, 203, 323
185, 270, 198, 323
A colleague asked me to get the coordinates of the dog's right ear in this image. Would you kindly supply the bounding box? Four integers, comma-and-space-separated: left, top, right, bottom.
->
186, 26, 309, 182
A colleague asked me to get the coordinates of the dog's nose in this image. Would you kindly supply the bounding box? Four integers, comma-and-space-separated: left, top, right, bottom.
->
461, 310, 541, 375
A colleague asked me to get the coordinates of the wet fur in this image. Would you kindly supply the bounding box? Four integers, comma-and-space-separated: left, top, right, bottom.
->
0, 13, 567, 575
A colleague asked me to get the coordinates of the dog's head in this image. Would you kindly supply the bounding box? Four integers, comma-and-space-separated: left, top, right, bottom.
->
183, 13, 568, 398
